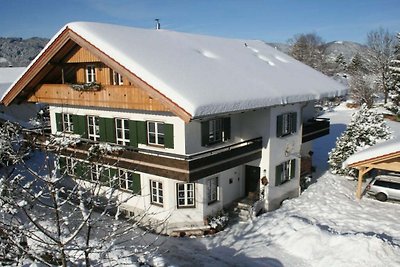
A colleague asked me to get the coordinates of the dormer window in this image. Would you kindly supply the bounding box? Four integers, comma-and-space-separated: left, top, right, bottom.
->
113, 71, 123, 85
85, 65, 96, 83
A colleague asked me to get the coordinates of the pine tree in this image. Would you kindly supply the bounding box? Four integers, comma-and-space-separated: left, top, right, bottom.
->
387, 33, 400, 115
328, 104, 391, 177
335, 53, 347, 72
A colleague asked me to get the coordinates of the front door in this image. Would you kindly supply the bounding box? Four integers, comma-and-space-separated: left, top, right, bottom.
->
245, 165, 260, 199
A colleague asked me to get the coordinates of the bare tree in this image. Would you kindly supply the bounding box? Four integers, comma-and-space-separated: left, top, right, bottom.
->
288, 33, 325, 72
366, 28, 396, 103
0, 124, 161, 266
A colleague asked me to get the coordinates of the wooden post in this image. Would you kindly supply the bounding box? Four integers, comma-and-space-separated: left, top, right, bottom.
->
356, 167, 371, 199
356, 168, 364, 199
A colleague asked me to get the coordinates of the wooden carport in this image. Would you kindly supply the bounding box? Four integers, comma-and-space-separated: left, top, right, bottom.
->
345, 138, 400, 199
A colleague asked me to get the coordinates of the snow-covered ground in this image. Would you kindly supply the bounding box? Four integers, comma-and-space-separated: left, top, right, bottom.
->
137, 104, 400, 267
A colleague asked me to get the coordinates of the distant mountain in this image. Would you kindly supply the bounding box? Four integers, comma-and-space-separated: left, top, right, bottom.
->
322, 41, 369, 63
0, 37, 49, 67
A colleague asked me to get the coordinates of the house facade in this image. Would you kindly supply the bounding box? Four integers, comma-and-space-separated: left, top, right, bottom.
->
2, 22, 346, 234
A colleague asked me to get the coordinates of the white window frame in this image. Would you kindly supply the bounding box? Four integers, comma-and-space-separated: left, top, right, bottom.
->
90, 164, 101, 182
62, 113, 74, 132
118, 169, 133, 192
85, 65, 96, 83
208, 119, 223, 144
113, 70, 123, 85
277, 112, 297, 137
115, 118, 130, 146
87, 115, 100, 141
147, 121, 165, 146
150, 180, 163, 206
177, 183, 195, 208
65, 157, 75, 176
277, 159, 296, 185
207, 177, 219, 204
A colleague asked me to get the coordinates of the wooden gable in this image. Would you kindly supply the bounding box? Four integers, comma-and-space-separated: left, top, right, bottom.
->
2, 27, 192, 122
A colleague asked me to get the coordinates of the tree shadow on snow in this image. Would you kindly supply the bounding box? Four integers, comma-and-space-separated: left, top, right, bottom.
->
312, 123, 347, 179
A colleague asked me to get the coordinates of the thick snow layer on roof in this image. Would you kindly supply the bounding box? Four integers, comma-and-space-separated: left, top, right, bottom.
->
344, 137, 400, 166
0, 67, 25, 98
4, 22, 347, 117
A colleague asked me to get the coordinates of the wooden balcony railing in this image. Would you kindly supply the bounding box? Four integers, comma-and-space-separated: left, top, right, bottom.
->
26, 129, 262, 182
302, 118, 330, 143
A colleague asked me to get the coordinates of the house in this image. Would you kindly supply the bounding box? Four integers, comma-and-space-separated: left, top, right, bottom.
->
1, 22, 346, 234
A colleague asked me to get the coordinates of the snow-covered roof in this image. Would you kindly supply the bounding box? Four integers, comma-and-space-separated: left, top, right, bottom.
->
3, 22, 347, 118
344, 137, 400, 166
0, 67, 25, 98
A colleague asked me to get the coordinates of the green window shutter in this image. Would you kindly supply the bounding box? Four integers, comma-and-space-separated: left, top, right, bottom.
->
58, 157, 66, 174
130, 173, 141, 195
276, 114, 283, 137
223, 117, 231, 140
99, 117, 116, 143
99, 166, 109, 184
201, 121, 210, 146
136, 121, 147, 144
290, 159, 296, 179
275, 164, 283, 186
128, 120, 138, 148
290, 112, 297, 134
75, 161, 89, 181
72, 115, 88, 139
55, 113, 63, 132
164, 123, 174, 149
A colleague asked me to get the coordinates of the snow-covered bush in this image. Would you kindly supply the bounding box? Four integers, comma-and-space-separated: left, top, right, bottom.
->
328, 104, 391, 177
207, 211, 229, 232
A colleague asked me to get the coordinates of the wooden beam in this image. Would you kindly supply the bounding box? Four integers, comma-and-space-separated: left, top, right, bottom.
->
356, 166, 372, 199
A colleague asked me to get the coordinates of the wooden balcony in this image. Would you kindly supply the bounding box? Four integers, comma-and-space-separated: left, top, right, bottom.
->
302, 118, 330, 143
29, 130, 262, 182
28, 83, 169, 112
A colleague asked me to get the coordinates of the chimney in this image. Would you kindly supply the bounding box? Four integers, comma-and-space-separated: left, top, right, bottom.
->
155, 19, 160, 30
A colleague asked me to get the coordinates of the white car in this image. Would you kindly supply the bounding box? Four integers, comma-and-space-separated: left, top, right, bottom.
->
366, 174, 400, 202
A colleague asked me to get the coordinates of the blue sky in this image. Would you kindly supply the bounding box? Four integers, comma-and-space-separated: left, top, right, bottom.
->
1, 0, 399, 44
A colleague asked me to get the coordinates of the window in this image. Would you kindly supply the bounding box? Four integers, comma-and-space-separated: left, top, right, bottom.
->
209, 119, 223, 144
90, 164, 101, 182
115, 118, 130, 146
276, 112, 297, 137
207, 177, 218, 204
113, 71, 123, 85
62, 113, 74, 132
150, 180, 163, 205
147, 121, 165, 146
176, 183, 195, 208
118, 169, 133, 191
275, 159, 296, 186
86, 65, 96, 83
65, 157, 75, 176
201, 117, 230, 146
87, 116, 100, 141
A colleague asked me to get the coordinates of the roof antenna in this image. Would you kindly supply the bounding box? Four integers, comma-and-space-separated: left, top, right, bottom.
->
155, 19, 160, 30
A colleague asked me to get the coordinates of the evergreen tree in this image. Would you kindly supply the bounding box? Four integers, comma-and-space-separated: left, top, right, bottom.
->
335, 53, 347, 72
387, 33, 400, 115
347, 53, 365, 75
328, 104, 391, 177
